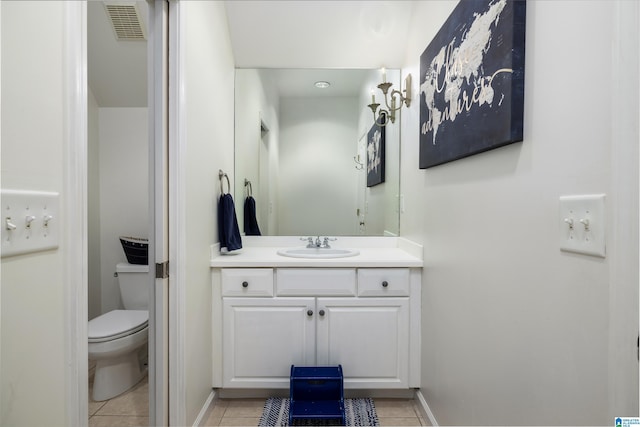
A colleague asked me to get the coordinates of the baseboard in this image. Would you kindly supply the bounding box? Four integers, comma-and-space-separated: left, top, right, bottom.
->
215, 388, 416, 399
414, 390, 438, 427
193, 389, 217, 427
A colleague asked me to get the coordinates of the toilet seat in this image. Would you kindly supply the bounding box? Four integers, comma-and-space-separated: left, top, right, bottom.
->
89, 310, 148, 343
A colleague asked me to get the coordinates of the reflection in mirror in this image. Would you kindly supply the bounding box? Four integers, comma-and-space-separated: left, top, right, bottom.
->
234, 68, 400, 237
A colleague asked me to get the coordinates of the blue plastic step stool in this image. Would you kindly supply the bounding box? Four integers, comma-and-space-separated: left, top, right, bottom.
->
289, 365, 345, 426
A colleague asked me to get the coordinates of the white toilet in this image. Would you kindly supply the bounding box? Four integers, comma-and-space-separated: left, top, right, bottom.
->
88, 262, 149, 401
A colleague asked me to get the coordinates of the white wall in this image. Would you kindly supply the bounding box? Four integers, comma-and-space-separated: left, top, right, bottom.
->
401, 1, 639, 425
234, 69, 280, 236
180, 1, 235, 424
96, 108, 148, 315
278, 97, 360, 236
1, 2, 69, 425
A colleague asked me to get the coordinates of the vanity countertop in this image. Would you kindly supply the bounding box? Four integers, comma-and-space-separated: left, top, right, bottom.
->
210, 236, 423, 268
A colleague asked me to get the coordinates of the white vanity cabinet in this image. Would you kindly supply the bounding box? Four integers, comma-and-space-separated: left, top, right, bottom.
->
213, 266, 421, 390
316, 297, 409, 388
222, 297, 316, 387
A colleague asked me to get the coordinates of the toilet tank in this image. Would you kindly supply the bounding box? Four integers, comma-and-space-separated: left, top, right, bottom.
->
116, 262, 150, 310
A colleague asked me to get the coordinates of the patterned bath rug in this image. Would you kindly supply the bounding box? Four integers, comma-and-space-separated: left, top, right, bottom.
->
258, 397, 379, 426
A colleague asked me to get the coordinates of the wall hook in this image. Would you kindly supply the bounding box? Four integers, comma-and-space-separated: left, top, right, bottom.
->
354, 155, 364, 170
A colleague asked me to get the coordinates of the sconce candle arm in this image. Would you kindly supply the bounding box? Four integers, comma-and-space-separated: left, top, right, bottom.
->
368, 74, 412, 127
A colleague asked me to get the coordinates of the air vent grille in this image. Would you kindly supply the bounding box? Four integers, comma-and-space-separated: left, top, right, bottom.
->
104, 3, 146, 41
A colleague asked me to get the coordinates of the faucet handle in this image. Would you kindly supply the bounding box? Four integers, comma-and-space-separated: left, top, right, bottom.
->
322, 237, 337, 248
300, 236, 315, 248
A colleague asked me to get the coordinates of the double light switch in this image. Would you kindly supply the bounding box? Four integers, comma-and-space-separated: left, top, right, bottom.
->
559, 194, 606, 258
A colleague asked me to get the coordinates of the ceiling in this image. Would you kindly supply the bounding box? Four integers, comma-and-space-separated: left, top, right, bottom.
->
88, 1, 415, 107
88, 1, 148, 108
258, 68, 373, 98
224, 1, 415, 69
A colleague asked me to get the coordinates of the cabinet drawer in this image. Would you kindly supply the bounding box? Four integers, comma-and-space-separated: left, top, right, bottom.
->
277, 269, 356, 296
358, 268, 410, 297
221, 268, 274, 297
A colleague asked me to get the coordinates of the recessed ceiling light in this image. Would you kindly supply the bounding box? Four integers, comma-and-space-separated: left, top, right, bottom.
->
314, 81, 330, 89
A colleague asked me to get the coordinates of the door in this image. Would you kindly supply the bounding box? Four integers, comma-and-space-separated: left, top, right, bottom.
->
222, 297, 315, 388
316, 297, 410, 388
148, 0, 170, 424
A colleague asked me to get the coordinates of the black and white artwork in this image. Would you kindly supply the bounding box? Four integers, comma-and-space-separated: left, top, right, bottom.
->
366, 115, 385, 187
419, 0, 526, 169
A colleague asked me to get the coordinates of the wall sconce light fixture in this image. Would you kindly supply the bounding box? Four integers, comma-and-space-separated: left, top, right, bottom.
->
368, 69, 412, 126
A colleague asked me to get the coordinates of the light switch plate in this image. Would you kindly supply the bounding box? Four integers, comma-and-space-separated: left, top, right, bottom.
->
1, 189, 60, 257
559, 194, 606, 257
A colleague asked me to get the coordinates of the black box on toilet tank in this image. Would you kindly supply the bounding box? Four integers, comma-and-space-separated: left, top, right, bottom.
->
119, 236, 149, 265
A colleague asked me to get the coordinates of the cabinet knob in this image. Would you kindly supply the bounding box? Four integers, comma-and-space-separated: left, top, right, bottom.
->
242, 281, 249, 288
319, 309, 325, 316
382, 281, 389, 288
307, 309, 313, 316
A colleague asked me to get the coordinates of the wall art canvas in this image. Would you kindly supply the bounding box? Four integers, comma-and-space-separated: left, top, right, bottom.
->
419, 0, 526, 169
366, 115, 385, 187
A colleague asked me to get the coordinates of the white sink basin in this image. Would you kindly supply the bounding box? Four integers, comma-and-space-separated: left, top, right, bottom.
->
277, 247, 360, 259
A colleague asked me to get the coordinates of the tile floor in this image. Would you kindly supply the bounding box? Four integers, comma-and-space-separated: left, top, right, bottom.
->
202, 398, 431, 426
89, 370, 429, 427
88, 371, 149, 427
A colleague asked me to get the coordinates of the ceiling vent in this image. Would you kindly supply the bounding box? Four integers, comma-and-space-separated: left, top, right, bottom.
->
104, 2, 146, 41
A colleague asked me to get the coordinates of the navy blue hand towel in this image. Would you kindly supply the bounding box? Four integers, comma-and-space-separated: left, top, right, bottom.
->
218, 193, 242, 253
243, 196, 262, 236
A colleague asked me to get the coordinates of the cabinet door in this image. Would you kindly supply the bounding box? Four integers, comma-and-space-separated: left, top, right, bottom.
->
222, 297, 315, 388
316, 298, 409, 388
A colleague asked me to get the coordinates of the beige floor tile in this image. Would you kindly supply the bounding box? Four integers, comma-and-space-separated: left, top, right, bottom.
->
88, 376, 105, 415
225, 398, 265, 407
418, 415, 432, 426
214, 399, 231, 409
373, 399, 418, 418
202, 415, 222, 426
88, 415, 149, 427
89, 399, 107, 416
378, 417, 422, 426
201, 399, 231, 426
207, 402, 230, 420
410, 400, 432, 426
223, 399, 266, 418
218, 417, 261, 426
95, 376, 149, 417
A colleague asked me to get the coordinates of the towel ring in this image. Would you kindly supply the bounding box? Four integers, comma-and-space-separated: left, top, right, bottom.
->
219, 170, 231, 195
244, 179, 252, 197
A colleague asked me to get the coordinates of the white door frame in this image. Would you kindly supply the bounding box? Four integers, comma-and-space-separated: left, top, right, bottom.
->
64, 2, 89, 425
168, 0, 186, 424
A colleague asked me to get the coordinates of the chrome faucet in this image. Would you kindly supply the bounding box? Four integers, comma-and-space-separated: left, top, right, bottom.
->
300, 236, 337, 248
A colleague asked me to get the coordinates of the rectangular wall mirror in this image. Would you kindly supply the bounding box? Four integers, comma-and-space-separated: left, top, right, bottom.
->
234, 68, 401, 237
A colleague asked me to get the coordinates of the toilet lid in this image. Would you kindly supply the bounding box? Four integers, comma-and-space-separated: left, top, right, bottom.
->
88, 310, 148, 343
